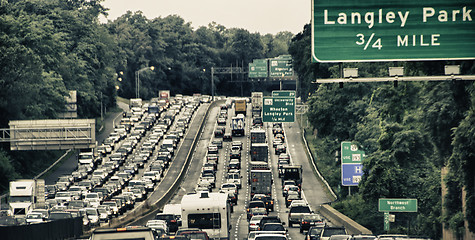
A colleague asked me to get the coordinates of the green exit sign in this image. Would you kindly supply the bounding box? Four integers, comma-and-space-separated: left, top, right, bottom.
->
312, 0, 475, 62
379, 198, 418, 212
262, 97, 295, 123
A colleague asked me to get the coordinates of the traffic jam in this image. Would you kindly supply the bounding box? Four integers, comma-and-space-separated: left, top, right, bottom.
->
23, 93, 375, 240
40, 95, 201, 229
181, 95, 357, 240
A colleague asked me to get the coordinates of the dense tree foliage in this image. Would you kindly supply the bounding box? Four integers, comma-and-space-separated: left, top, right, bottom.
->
0, 0, 293, 192
2, 1, 472, 238
290, 24, 475, 238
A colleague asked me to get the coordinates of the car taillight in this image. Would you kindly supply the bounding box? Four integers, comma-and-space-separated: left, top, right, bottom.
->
171, 220, 176, 222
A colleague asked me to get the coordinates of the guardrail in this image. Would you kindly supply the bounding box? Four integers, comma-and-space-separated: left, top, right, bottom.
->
298, 123, 372, 235
300, 128, 338, 200
320, 204, 372, 235
109, 100, 223, 228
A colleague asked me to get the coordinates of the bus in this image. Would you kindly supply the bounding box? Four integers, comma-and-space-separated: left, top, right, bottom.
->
181, 191, 231, 239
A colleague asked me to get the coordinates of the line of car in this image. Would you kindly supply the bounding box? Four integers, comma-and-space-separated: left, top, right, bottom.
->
31, 96, 201, 230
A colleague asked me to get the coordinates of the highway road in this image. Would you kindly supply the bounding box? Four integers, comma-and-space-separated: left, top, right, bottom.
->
131, 101, 334, 240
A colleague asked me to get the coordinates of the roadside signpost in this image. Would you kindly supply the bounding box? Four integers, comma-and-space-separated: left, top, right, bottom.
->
262, 95, 295, 123
379, 198, 418, 231
379, 198, 418, 212
384, 212, 390, 231
341, 141, 365, 186
312, 0, 475, 62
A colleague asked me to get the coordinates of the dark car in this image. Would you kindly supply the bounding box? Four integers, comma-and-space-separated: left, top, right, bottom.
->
48, 211, 73, 221
305, 225, 326, 240
214, 128, 224, 137
261, 223, 286, 234
275, 144, 286, 155
299, 214, 325, 233
223, 133, 232, 142
247, 201, 266, 219
258, 216, 282, 231
155, 213, 180, 232
45, 185, 57, 199
229, 149, 241, 159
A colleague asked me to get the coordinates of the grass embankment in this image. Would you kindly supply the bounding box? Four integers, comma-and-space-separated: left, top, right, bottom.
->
296, 114, 341, 200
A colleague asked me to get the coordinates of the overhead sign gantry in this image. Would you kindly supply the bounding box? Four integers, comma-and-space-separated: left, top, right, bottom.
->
2, 119, 96, 151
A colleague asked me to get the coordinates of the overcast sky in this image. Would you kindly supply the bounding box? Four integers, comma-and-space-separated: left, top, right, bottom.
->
100, 0, 310, 35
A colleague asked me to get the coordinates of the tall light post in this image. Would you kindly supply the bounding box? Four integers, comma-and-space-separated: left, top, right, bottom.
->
135, 66, 154, 99
211, 67, 215, 101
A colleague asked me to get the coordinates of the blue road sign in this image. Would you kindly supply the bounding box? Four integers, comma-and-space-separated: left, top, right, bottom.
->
341, 164, 364, 186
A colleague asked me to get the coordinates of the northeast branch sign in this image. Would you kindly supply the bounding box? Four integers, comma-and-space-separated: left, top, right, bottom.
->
312, 0, 475, 62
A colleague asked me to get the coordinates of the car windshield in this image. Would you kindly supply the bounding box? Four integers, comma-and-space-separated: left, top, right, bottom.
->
304, 215, 322, 221
27, 213, 42, 219
263, 224, 285, 231
309, 228, 323, 236
255, 236, 286, 240
86, 209, 98, 215
322, 228, 347, 236
290, 206, 311, 213
180, 232, 208, 240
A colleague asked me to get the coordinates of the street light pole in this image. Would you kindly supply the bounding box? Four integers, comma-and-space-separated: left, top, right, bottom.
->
135, 66, 155, 99
211, 67, 215, 101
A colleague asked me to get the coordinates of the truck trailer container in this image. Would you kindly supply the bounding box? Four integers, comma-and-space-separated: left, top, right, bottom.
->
9, 179, 45, 218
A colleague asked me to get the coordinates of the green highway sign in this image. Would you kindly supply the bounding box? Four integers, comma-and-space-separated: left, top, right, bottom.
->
341, 141, 365, 164
312, 0, 475, 62
272, 90, 296, 98
379, 198, 418, 212
269, 59, 293, 77
249, 59, 268, 78
263, 97, 295, 122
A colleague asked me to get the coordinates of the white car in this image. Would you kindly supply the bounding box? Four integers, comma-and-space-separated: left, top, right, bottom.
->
26, 212, 45, 224
143, 171, 161, 183
146, 219, 169, 234
84, 207, 100, 226
220, 183, 238, 194
226, 172, 242, 189
249, 215, 265, 232
55, 191, 72, 203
